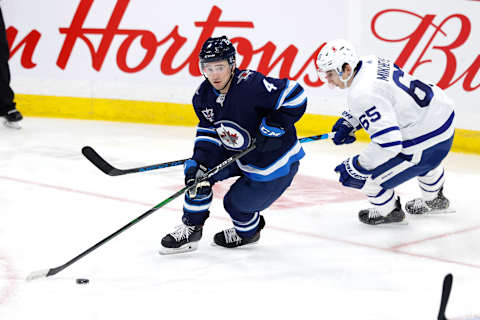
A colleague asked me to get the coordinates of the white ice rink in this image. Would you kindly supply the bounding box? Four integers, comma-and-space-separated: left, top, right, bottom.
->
1, 117, 480, 320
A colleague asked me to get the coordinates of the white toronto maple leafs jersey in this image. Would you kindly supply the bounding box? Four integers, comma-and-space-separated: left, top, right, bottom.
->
346, 55, 455, 170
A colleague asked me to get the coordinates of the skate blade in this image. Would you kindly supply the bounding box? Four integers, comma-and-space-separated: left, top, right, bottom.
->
408, 208, 456, 215
3, 120, 21, 129
210, 240, 260, 248
389, 219, 409, 226
361, 218, 409, 226
158, 242, 199, 255
426, 208, 456, 214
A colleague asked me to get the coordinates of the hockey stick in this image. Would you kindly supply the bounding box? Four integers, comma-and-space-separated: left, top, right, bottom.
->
299, 132, 334, 143
82, 132, 334, 176
438, 273, 453, 320
26, 143, 256, 281
81, 146, 189, 176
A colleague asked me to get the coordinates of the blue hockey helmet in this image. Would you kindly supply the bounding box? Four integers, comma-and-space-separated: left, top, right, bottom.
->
199, 36, 236, 65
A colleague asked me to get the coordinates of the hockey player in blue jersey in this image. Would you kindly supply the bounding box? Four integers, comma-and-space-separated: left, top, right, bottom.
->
315, 39, 455, 225
160, 36, 307, 253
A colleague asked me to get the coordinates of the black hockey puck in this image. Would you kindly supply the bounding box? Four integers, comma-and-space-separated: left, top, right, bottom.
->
76, 278, 89, 284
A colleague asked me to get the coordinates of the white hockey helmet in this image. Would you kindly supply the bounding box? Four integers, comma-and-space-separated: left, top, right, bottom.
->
315, 39, 359, 87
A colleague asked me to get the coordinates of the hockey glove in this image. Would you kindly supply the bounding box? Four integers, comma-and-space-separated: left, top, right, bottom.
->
334, 155, 371, 189
184, 159, 211, 198
255, 117, 285, 152
331, 111, 360, 145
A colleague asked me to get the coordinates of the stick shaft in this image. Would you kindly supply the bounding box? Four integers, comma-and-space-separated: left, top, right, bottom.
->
41, 144, 256, 278
83, 132, 333, 176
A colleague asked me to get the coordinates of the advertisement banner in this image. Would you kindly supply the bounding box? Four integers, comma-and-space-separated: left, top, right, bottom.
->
3, 0, 479, 130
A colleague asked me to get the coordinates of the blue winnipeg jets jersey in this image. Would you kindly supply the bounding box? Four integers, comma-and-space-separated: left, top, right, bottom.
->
191, 68, 307, 182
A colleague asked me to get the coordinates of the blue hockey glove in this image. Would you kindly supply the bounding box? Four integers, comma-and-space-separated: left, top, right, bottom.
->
332, 118, 356, 145
334, 155, 371, 189
331, 111, 361, 145
255, 117, 285, 152
184, 159, 211, 198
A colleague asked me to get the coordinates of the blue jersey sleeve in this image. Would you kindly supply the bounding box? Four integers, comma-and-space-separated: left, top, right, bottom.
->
254, 74, 307, 129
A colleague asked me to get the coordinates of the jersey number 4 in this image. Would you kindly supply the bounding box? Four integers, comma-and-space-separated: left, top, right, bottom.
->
393, 65, 434, 108
263, 79, 277, 92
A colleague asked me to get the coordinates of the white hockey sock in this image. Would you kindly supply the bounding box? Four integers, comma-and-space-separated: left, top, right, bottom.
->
418, 166, 445, 201
367, 189, 397, 216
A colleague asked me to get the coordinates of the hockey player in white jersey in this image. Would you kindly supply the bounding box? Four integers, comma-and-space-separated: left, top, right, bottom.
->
315, 39, 455, 225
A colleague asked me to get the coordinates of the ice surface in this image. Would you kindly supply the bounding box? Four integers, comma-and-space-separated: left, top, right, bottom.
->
1, 117, 479, 320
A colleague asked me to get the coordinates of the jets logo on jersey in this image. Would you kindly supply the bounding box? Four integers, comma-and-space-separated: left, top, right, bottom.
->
237, 70, 253, 84
214, 120, 251, 151
219, 126, 239, 145
201, 108, 214, 122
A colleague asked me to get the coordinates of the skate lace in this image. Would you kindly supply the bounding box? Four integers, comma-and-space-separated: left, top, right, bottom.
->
170, 225, 195, 241
368, 208, 382, 219
411, 199, 427, 210
224, 228, 242, 244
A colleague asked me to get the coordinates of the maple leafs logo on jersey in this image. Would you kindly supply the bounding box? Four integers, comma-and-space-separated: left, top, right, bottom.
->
237, 70, 253, 84
218, 124, 239, 146
201, 108, 214, 122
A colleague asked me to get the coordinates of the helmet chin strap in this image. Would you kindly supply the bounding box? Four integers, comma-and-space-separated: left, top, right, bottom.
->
338, 69, 354, 88
338, 62, 361, 88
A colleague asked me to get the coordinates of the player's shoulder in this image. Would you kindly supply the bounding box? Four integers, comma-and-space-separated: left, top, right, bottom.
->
235, 68, 289, 95
353, 55, 379, 85
192, 79, 213, 106
350, 56, 392, 99
194, 79, 212, 97
234, 69, 265, 88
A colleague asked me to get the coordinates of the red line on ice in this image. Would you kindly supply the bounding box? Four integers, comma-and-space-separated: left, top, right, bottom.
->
0, 254, 17, 307
2, 175, 479, 270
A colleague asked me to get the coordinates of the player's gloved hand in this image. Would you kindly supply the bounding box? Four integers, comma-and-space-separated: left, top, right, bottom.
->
331, 111, 361, 145
334, 155, 371, 189
332, 118, 356, 145
255, 117, 285, 152
184, 159, 211, 198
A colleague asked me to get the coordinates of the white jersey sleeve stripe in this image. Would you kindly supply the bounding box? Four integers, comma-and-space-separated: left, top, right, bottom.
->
274, 79, 290, 110
283, 83, 303, 103
274, 80, 302, 110
196, 126, 216, 134
282, 97, 307, 109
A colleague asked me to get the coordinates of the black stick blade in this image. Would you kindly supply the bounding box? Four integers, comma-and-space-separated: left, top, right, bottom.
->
82, 146, 119, 176
438, 273, 453, 320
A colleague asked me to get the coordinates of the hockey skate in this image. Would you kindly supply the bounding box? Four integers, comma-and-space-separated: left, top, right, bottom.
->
2, 108, 23, 129
213, 215, 265, 248
359, 198, 407, 225
159, 224, 203, 255
405, 187, 454, 214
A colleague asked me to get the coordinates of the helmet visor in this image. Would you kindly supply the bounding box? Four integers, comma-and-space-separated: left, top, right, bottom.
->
199, 60, 231, 77
316, 69, 339, 89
